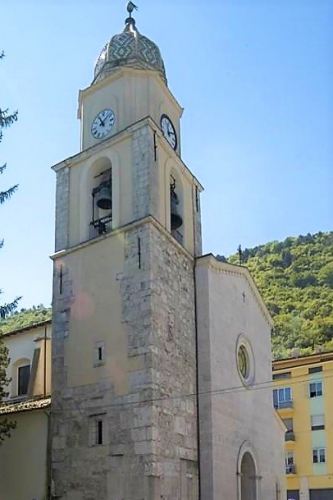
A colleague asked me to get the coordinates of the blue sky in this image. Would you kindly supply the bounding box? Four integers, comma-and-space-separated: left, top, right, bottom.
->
1, 0, 332, 310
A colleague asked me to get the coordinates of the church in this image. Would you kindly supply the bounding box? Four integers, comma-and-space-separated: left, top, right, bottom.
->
0, 5, 285, 500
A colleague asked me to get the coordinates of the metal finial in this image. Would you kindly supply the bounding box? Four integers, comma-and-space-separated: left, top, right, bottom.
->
127, 1, 138, 18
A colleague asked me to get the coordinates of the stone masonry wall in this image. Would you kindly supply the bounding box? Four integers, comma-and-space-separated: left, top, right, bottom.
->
119, 221, 199, 499
55, 167, 70, 252
132, 125, 159, 221
51, 220, 198, 500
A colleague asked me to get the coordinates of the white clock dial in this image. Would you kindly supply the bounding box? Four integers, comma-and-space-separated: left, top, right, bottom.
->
160, 114, 177, 150
91, 109, 115, 139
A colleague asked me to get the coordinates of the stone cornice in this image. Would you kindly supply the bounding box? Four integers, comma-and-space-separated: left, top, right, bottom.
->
50, 215, 194, 263
273, 350, 333, 369
195, 254, 273, 327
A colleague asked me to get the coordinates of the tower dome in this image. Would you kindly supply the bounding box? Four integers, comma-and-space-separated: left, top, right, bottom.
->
93, 10, 167, 85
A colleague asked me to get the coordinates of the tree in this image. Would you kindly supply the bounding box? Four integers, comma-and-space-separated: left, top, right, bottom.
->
0, 51, 20, 444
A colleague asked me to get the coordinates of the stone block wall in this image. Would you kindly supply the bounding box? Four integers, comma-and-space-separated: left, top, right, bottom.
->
55, 166, 70, 252
132, 125, 159, 221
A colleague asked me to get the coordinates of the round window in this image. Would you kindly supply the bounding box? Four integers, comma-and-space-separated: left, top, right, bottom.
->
236, 335, 255, 386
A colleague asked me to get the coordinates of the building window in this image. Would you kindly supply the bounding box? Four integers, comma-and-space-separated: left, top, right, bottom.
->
90, 416, 105, 446
311, 414, 325, 431
18, 364, 30, 396
313, 447, 326, 464
309, 366, 322, 374
283, 418, 293, 431
285, 451, 295, 474
94, 341, 105, 366
309, 381, 323, 398
283, 418, 295, 441
273, 371, 291, 380
273, 387, 292, 409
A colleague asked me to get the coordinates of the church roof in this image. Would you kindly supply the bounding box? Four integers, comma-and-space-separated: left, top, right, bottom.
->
93, 9, 166, 85
0, 397, 51, 415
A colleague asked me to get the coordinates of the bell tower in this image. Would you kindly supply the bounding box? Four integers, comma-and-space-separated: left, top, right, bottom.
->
51, 5, 202, 500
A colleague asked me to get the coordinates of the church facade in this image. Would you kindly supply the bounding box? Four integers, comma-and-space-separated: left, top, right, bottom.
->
0, 6, 286, 500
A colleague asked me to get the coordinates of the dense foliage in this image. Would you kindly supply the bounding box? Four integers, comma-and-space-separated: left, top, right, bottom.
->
0, 51, 19, 442
222, 232, 333, 359
0, 305, 51, 335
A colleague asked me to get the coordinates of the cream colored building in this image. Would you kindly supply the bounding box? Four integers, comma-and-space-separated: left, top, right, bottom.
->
0, 6, 285, 500
0, 321, 51, 500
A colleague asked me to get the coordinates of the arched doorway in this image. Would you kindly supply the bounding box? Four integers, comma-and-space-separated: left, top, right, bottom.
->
240, 452, 257, 500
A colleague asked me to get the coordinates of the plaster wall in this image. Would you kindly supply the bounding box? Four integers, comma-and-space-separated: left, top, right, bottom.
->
60, 231, 145, 394
0, 410, 49, 500
79, 69, 182, 153
3, 324, 51, 399
274, 358, 333, 494
196, 256, 285, 500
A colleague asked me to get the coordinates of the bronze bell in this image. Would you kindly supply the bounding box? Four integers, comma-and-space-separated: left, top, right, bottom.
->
170, 188, 183, 230
96, 183, 112, 210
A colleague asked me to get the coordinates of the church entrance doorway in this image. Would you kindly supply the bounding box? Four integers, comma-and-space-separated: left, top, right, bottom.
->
240, 452, 257, 500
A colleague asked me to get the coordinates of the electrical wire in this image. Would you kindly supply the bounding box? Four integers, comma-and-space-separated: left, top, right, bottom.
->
47, 367, 333, 412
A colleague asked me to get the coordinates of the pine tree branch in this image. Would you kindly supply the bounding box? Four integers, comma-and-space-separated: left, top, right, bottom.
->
0, 109, 18, 129
0, 185, 18, 204
0, 297, 22, 319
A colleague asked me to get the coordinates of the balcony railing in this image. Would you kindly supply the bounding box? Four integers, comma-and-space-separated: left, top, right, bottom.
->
285, 431, 296, 442
274, 400, 293, 409
286, 464, 296, 474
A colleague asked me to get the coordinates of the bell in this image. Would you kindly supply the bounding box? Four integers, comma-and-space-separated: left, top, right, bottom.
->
96, 184, 112, 210
170, 190, 183, 230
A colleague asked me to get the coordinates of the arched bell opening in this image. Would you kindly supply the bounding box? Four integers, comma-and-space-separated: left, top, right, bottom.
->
170, 171, 184, 245
89, 159, 113, 239
240, 452, 257, 500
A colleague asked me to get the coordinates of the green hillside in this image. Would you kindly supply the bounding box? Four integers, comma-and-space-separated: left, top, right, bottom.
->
0, 305, 52, 334
1, 232, 332, 360
222, 231, 333, 359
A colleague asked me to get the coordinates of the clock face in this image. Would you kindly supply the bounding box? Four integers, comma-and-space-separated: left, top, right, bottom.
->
160, 114, 177, 150
91, 109, 115, 139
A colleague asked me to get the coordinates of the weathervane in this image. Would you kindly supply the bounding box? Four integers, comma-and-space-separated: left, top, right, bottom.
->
126, 1, 138, 18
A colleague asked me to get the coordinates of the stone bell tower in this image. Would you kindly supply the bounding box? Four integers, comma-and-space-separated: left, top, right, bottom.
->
51, 5, 202, 500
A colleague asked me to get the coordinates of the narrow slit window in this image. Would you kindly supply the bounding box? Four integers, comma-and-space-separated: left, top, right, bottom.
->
94, 341, 105, 366
96, 420, 103, 445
